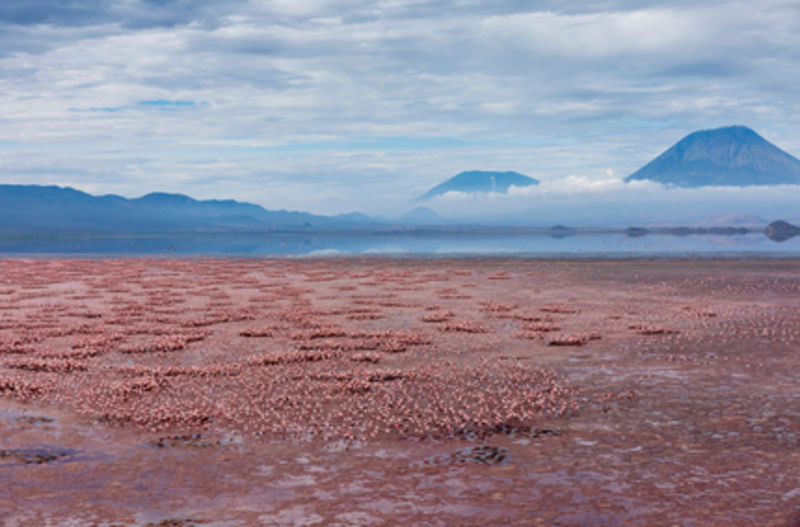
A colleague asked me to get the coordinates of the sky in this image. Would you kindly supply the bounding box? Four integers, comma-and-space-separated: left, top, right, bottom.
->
1, 0, 800, 217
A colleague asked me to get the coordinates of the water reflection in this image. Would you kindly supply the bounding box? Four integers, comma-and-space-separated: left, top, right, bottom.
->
0, 231, 798, 257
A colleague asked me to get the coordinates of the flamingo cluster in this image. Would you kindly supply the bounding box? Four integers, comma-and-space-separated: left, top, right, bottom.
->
0, 257, 656, 443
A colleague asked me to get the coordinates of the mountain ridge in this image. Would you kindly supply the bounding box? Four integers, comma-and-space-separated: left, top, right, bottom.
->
0, 184, 372, 234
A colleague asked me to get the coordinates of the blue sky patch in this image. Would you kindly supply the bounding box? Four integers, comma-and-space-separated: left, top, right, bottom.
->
137, 99, 198, 108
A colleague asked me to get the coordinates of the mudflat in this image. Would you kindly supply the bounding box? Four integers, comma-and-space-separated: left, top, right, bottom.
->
0, 258, 798, 526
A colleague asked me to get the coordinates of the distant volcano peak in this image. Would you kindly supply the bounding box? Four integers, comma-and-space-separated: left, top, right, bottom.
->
625, 125, 800, 187
418, 170, 539, 201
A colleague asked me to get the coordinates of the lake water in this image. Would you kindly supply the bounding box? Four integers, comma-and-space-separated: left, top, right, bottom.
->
0, 231, 798, 257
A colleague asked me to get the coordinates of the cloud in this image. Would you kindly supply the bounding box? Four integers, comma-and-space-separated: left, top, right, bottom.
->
424, 176, 649, 204
0, 0, 246, 29
421, 177, 800, 225
0, 1, 799, 215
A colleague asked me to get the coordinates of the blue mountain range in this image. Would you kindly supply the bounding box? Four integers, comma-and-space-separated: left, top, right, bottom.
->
0, 185, 371, 234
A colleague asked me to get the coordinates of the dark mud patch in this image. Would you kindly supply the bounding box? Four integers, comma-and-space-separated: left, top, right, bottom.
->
415, 445, 510, 468
445, 423, 562, 441
144, 519, 210, 527
0, 447, 72, 465
150, 434, 221, 449
14, 415, 55, 426
487, 424, 561, 439
0, 408, 56, 427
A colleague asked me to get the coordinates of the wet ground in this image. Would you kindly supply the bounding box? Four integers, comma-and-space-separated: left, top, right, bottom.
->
0, 258, 798, 526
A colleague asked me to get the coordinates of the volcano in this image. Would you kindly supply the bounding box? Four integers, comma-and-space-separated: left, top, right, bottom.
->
418, 170, 539, 201
625, 126, 800, 187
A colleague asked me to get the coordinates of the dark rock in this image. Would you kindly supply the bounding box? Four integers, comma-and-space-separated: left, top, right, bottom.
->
625, 227, 650, 237
764, 220, 800, 242
549, 225, 574, 238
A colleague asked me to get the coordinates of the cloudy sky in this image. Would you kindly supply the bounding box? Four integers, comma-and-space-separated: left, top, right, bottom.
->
2, 0, 800, 216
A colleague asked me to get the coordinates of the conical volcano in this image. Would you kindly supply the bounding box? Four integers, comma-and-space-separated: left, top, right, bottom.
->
418, 170, 539, 201
625, 126, 800, 187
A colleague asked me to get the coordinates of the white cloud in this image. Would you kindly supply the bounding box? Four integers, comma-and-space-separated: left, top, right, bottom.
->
0, 1, 799, 215
421, 177, 800, 225
480, 9, 706, 59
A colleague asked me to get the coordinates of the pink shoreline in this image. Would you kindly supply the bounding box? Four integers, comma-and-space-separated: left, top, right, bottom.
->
1, 258, 798, 525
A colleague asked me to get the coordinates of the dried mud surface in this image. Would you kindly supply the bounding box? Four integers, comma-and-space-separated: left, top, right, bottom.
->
0, 258, 798, 526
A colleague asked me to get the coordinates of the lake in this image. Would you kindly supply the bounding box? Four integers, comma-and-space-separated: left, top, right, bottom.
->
0, 231, 798, 257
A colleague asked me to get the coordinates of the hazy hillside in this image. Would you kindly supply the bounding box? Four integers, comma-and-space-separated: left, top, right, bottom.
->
0, 185, 372, 234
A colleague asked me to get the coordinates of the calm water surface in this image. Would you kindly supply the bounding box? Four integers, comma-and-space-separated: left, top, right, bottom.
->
1, 232, 798, 257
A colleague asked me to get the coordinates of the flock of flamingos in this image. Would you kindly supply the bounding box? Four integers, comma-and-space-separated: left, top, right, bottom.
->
0, 258, 679, 443
1, 257, 799, 524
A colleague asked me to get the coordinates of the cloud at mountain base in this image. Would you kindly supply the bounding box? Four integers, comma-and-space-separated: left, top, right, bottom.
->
423, 178, 800, 225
